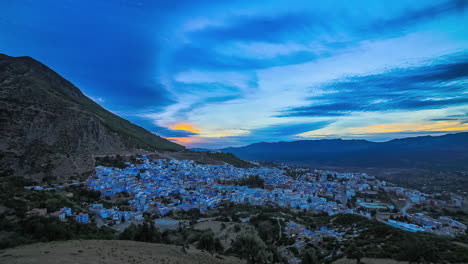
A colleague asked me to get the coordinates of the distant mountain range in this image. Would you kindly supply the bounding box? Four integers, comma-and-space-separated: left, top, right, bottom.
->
0, 54, 183, 182
221, 133, 468, 170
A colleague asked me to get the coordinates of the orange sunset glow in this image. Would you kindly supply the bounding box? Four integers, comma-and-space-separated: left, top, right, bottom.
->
170, 123, 200, 133
167, 137, 194, 145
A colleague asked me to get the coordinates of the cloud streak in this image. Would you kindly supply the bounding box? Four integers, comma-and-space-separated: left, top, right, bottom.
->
281, 53, 468, 118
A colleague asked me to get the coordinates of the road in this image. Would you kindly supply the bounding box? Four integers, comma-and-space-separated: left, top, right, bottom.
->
401, 200, 412, 216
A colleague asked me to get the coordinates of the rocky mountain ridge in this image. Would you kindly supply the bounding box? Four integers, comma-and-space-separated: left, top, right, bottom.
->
0, 54, 183, 182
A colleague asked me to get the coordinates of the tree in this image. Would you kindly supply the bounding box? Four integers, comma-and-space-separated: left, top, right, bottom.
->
346, 243, 364, 264
234, 175, 265, 188
231, 232, 272, 264
119, 223, 137, 240
257, 220, 278, 242
119, 221, 161, 243
196, 230, 223, 254
398, 239, 437, 263
301, 248, 319, 264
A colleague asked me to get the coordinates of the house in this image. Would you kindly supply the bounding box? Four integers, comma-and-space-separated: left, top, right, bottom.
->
52, 211, 66, 221
99, 209, 109, 219
388, 219, 424, 232
75, 213, 89, 223
409, 193, 423, 203
452, 195, 462, 207
60, 207, 72, 216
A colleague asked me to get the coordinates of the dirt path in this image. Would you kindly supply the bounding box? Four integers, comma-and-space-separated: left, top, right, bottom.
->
453, 241, 468, 249
401, 200, 412, 216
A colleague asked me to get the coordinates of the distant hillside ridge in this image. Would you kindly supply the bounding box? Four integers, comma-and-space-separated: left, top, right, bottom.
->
221, 133, 468, 170
0, 54, 184, 182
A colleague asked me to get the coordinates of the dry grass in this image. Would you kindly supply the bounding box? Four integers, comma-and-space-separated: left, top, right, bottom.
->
0, 240, 245, 264
193, 221, 254, 249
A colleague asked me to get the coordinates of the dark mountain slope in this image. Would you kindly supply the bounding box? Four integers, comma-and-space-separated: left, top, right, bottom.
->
221, 133, 468, 170
0, 54, 183, 182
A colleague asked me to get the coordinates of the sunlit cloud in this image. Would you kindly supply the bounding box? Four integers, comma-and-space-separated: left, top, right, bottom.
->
170, 123, 201, 134
349, 121, 468, 134
298, 116, 468, 140
201, 129, 249, 138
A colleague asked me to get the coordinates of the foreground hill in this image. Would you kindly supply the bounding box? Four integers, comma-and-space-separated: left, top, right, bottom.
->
0, 54, 183, 182
0, 240, 244, 264
222, 133, 468, 170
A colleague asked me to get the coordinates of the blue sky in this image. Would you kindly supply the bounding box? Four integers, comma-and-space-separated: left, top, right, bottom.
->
1, 0, 467, 148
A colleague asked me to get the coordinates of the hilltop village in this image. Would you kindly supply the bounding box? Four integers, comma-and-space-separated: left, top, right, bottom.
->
13, 154, 468, 263
72, 156, 463, 236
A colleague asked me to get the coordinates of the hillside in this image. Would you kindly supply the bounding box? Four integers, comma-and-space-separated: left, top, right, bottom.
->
221, 133, 468, 170
0, 240, 243, 264
0, 54, 183, 182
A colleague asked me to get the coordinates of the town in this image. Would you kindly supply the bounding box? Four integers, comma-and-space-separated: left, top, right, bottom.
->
16, 154, 468, 263
26, 155, 463, 236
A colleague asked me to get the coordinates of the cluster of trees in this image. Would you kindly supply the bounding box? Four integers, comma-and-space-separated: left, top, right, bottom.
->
289, 212, 468, 263
0, 177, 115, 249
66, 186, 102, 202
119, 221, 162, 242
1, 188, 76, 218
353, 219, 468, 263
233, 175, 265, 188
231, 232, 272, 264
196, 230, 223, 253
0, 216, 115, 249
285, 168, 308, 180
301, 248, 319, 264
118, 207, 287, 263
119, 222, 224, 254
346, 243, 364, 264
250, 213, 281, 243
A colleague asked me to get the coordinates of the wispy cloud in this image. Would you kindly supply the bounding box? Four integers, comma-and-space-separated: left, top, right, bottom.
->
281, 53, 468, 117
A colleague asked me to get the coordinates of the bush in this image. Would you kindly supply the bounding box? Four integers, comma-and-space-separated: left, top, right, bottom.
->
196, 230, 223, 253
0, 216, 117, 249
231, 232, 272, 264
232, 175, 264, 188
301, 248, 319, 264
119, 221, 161, 243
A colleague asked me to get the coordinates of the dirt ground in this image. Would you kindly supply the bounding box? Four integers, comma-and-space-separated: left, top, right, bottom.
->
0, 240, 245, 264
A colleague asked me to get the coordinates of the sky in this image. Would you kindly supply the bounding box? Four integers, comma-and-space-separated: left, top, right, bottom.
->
1, 0, 467, 148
